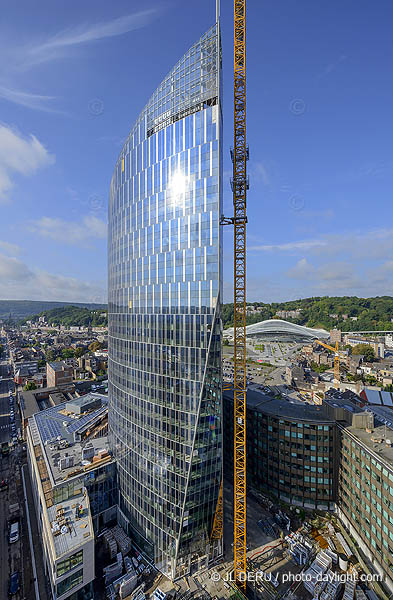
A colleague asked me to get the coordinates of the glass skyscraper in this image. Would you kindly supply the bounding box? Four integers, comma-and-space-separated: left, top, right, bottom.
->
108, 23, 222, 579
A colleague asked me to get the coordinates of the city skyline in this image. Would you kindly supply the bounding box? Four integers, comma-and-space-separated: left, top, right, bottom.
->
1, 1, 393, 303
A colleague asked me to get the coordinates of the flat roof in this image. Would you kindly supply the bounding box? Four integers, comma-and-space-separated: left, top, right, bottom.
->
31, 393, 110, 485
46, 437, 111, 485
224, 386, 334, 424
342, 422, 393, 470
47, 490, 93, 558
48, 361, 71, 371
20, 386, 72, 420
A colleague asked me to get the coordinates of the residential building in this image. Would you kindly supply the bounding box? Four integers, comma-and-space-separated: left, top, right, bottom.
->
343, 335, 385, 359
107, 23, 223, 579
330, 329, 342, 344
275, 309, 301, 319
47, 361, 73, 388
26, 394, 116, 600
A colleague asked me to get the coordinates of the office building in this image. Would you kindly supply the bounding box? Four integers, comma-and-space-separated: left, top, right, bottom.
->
26, 394, 116, 600
223, 386, 337, 509
108, 23, 223, 579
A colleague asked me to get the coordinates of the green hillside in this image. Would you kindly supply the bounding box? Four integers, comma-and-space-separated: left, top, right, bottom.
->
0, 300, 106, 322
23, 305, 107, 327
222, 296, 393, 332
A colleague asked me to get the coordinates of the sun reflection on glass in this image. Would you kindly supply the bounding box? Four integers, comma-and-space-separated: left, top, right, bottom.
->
169, 170, 189, 202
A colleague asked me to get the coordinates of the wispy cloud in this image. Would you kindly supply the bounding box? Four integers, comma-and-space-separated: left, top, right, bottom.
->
0, 124, 55, 201
29, 215, 107, 246
0, 85, 60, 113
0, 8, 161, 112
249, 239, 327, 252
0, 241, 21, 256
22, 9, 160, 68
0, 252, 105, 302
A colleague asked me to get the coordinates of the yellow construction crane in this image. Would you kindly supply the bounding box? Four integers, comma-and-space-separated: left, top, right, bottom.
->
232, 0, 248, 586
217, 0, 248, 586
315, 340, 347, 389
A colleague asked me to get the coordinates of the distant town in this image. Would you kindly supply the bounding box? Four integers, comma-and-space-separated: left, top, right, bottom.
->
1, 297, 393, 599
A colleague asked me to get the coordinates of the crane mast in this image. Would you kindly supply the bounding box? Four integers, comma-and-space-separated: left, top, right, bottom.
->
232, 0, 248, 586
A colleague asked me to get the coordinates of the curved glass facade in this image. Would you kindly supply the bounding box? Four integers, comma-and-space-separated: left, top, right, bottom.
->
108, 24, 222, 579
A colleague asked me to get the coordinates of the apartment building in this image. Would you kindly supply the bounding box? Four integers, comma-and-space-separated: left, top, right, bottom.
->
47, 361, 73, 388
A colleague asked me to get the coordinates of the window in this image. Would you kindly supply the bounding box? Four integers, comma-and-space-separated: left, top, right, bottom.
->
57, 551, 83, 577
56, 568, 83, 597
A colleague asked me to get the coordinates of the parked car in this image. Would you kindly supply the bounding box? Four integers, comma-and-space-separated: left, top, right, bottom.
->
9, 521, 19, 544
8, 572, 20, 596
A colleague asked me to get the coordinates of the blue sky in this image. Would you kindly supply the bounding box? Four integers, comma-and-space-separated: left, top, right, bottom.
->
1, 0, 393, 303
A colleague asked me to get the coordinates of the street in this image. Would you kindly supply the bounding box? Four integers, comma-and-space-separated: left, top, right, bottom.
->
0, 340, 32, 600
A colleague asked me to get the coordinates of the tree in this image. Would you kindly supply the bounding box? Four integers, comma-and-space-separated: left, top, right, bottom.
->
24, 381, 37, 391
61, 348, 75, 359
46, 349, 56, 362
74, 348, 84, 358
352, 344, 375, 362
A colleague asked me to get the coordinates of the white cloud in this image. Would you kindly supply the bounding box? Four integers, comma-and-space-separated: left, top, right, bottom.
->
0, 241, 21, 256
250, 228, 393, 261
0, 9, 161, 113
287, 258, 316, 280
30, 215, 107, 246
0, 85, 58, 113
0, 253, 105, 302
250, 239, 327, 253
23, 10, 160, 68
0, 124, 54, 201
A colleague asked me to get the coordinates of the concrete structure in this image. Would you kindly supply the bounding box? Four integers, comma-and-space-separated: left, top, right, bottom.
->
108, 23, 223, 579
224, 319, 329, 342
47, 361, 73, 388
26, 394, 117, 599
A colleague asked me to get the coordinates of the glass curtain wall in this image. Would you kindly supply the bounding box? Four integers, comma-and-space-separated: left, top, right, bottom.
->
108, 23, 222, 579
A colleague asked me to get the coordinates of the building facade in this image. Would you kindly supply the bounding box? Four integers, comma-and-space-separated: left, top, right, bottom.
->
338, 421, 393, 592
26, 396, 116, 600
108, 23, 223, 579
223, 387, 337, 509
47, 361, 73, 388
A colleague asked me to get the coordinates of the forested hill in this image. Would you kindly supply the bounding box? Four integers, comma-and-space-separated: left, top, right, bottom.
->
222, 296, 393, 331
22, 306, 108, 327
0, 300, 106, 321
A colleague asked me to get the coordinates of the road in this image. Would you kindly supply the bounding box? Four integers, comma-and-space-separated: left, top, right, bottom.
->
0, 338, 32, 600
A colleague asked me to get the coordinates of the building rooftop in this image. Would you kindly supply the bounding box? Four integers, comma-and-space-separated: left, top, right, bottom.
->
20, 386, 73, 420
47, 490, 93, 557
360, 388, 393, 407
342, 421, 393, 469
48, 361, 71, 372
224, 385, 334, 423
31, 393, 110, 485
